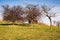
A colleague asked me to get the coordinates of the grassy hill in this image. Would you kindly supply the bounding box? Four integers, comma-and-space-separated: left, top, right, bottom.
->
0, 23, 60, 40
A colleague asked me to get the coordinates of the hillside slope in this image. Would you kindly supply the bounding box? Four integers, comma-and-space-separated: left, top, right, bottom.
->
0, 24, 60, 40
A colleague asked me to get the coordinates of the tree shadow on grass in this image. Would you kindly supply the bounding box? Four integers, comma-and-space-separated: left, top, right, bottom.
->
16, 37, 30, 40
0, 24, 31, 27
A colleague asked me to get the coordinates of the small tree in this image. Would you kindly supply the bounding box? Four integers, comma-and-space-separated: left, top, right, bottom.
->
41, 5, 56, 29
54, 21, 60, 27
25, 4, 41, 24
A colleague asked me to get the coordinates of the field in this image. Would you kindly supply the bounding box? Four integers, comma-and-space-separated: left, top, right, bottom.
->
0, 23, 60, 40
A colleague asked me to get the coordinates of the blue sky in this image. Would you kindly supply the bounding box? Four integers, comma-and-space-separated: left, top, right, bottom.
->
0, 0, 60, 6
0, 0, 60, 25
0, 0, 60, 13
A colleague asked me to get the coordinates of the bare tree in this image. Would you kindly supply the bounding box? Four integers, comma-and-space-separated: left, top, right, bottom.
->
54, 21, 60, 27
2, 5, 10, 21
41, 5, 56, 29
2, 5, 24, 22
25, 4, 41, 23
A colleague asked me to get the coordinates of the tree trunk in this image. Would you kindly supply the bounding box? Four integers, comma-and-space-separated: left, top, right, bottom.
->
28, 19, 38, 24
57, 23, 59, 29
49, 17, 52, 29
28, 20, 32, 24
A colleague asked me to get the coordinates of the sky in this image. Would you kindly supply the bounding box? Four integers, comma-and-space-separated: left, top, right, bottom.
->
0, 0, 60, 13
0, 0, 60, 6
0, 0, 60, 25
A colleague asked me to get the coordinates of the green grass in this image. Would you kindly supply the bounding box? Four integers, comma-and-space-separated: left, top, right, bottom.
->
0, 24, 60, 40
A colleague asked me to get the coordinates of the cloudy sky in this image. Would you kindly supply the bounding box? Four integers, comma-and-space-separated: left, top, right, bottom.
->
0, 0, 60, 25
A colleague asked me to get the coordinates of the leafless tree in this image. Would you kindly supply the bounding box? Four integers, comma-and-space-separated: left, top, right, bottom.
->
25, 4, 41, 23
2, 5, 24, 22
41, 5, 56, 29
54, 21, 60, 27
2, 5, 10, 21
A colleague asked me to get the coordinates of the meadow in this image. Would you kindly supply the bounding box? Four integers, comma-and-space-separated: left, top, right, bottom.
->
0, 21, 60, 40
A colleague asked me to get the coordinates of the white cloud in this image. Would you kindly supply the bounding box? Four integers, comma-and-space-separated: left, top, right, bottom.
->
50, 7, 60, 14
51, 7, 60, 21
